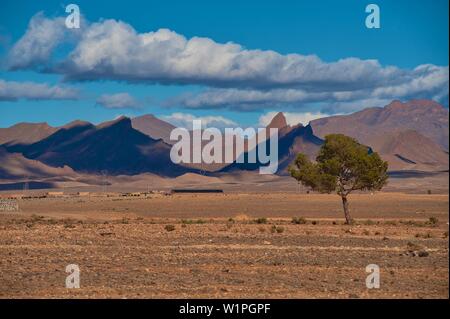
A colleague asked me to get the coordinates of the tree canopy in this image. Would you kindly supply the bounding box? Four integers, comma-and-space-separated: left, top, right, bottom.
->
289, 134, 389, 223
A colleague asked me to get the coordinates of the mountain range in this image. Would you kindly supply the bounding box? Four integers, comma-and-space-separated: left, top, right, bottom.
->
0, 99, 448, 184
311, 100, 449, 171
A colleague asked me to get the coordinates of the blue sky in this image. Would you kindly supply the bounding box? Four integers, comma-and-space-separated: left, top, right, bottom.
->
0, 0, 448, 128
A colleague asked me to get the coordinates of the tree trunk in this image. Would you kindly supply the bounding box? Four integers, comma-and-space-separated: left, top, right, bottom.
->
341, 196, 352, 224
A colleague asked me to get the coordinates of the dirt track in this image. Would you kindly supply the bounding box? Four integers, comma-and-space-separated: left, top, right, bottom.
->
0, 193, 448, 298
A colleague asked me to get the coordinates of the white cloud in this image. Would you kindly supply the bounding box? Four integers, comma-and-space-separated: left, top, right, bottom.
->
96, 93, 140, 109
59, 22, 407, 91
6, 13, 450, 112
259, 111, 331, 127
162, 113, 237, 129
167, 63, 449, 111
7, 13, 66, 70
0, 79, 79, 101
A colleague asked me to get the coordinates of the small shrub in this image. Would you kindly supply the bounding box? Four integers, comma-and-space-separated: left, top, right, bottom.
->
311, 220, 318, 225
164, 224, 176, 232
271, 225, 284, 233
407, 241, 425, 250
427, 189, 432, 195
291, 217, 307, 225
255, 217, 268, 224
275, 226, 285, 233
46, 219, 58, 225
426, 217, 439, 226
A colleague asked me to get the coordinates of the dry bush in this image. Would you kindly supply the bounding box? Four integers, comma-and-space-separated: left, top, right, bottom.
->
291, 217, 307, 224
271, 225, 284, 233
165, 224, 176, 232
254, 217, 268, 224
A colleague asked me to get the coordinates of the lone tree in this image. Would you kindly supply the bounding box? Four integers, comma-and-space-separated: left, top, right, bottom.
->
289, 134, 388, 224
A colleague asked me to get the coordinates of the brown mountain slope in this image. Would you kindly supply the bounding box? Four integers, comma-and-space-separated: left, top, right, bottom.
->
131, 114, 176, 144
311, 99, 449, 171
266, 112, 294, 138
220, 123, 323, 175
5, 117, 193, 177
376, 130, 448, 171
0, 146, 76, 179
0, 122, 58, 145
311, 99, 449, 150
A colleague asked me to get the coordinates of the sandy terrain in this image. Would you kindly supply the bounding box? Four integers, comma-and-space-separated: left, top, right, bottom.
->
0, 193, 448, 298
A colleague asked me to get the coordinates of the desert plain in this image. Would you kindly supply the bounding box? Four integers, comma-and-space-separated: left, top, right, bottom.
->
0, 173, 448, 299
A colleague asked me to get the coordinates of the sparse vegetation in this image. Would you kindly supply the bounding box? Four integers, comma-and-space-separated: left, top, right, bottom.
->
291, 217, 307, 224
406, 241, 423, 251
63, 218, 77, 228
415, 232, 433, 239
164, 224, 176, 232
426, 217, 439, 226
254, 217, 268, 224
271, 225, 284, 233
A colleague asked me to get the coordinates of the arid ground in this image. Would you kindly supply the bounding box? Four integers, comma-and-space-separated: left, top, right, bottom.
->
0, 192, 448, 298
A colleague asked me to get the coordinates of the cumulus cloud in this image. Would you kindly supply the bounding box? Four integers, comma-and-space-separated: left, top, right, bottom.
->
6, 13, 450, 112
167, 64, 449, 111
259, 111, 331, 127
7, 13, 67, 70
0, 79, 79, 101
6, 12, 85, 70
96, 93, 140, 109
161, 113, 238, 129
57, 21, 408, 91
